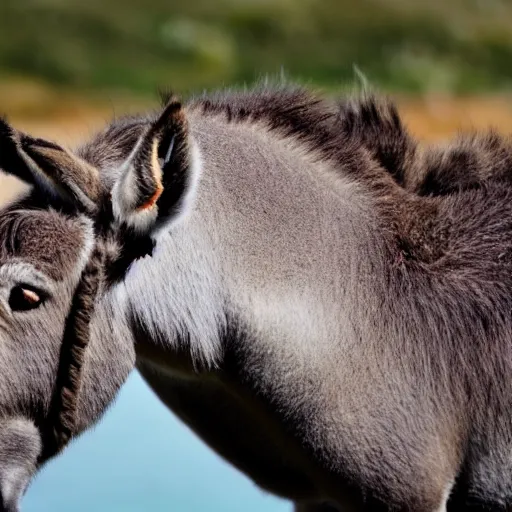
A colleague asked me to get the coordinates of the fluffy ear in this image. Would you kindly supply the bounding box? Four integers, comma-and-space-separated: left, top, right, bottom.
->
0, 118, 100, 214
111, 97, 200, 236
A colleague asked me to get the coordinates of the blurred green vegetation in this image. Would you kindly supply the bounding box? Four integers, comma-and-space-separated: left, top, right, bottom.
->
1, 0, 512, 97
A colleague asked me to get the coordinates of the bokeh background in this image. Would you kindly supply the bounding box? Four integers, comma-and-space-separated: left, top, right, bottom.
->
1, 0, 512, 510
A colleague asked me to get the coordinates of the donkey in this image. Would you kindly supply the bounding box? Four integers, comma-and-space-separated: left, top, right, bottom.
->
1, 84, 512, 512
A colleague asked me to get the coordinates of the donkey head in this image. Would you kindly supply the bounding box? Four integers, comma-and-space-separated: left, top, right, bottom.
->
0, 98, 200, 511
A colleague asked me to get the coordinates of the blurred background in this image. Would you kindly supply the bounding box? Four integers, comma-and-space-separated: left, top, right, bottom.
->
0, 0, 511, 510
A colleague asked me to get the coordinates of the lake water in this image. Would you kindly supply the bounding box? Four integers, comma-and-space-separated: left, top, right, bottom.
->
23, 373, 291, 512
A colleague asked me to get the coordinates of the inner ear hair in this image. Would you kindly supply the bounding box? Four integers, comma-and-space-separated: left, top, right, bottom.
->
134, 97, 189, 213
152, 98, 196, 228
112, 96, 199, 235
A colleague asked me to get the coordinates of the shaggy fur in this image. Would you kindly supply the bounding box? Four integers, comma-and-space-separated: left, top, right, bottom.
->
2, 83, 512, 511
336, 94, 512, 197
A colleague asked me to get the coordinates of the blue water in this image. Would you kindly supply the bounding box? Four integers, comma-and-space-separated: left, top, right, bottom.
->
23, 373, 291, 512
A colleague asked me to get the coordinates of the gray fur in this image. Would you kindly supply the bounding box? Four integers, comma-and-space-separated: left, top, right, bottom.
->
0, 204, 135, 509
1, 84, 512, 510
0, 419, 41, 512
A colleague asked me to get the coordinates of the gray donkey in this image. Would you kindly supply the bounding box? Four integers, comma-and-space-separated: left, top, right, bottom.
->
0, 84, 512, 512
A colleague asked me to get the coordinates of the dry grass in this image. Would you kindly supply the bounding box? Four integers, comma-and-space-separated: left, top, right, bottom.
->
3, 80, 512, 142
3, 79, 512, 142
400, 95, 512, 141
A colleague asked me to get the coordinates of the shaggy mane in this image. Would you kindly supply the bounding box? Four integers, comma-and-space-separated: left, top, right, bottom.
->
81, 84, 512, 273
187, 84, 334, 146
185, 84, 412, 199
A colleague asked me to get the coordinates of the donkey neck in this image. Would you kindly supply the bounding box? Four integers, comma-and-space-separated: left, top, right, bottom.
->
109, 111, 399, 376
120, 214, 226, 372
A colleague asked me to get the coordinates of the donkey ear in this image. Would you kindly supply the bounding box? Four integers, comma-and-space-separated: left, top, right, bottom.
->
0, 118, 99, 214
111, 97, 200, 235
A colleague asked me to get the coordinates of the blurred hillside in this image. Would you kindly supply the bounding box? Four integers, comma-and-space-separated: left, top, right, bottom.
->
2, 0, 512, 144
2, 0, 512, 99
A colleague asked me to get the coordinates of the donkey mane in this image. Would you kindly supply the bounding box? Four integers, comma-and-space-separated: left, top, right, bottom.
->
412, 131, 512, 196
186, 85, 433, 219
186, 85, 382, 181
188, 85, 418, 185
77, 86, 444, 271
84, 84, 414, 199
82, 83, 512, 204
80, 84, 339, 173
187, 84, 333, 147
78, 84, 512, 274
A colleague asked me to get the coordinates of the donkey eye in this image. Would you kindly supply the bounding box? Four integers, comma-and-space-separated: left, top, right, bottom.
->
9, 285, 45, 312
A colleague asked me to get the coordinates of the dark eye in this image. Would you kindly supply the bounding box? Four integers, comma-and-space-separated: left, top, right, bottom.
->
9, 285, 45, 312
